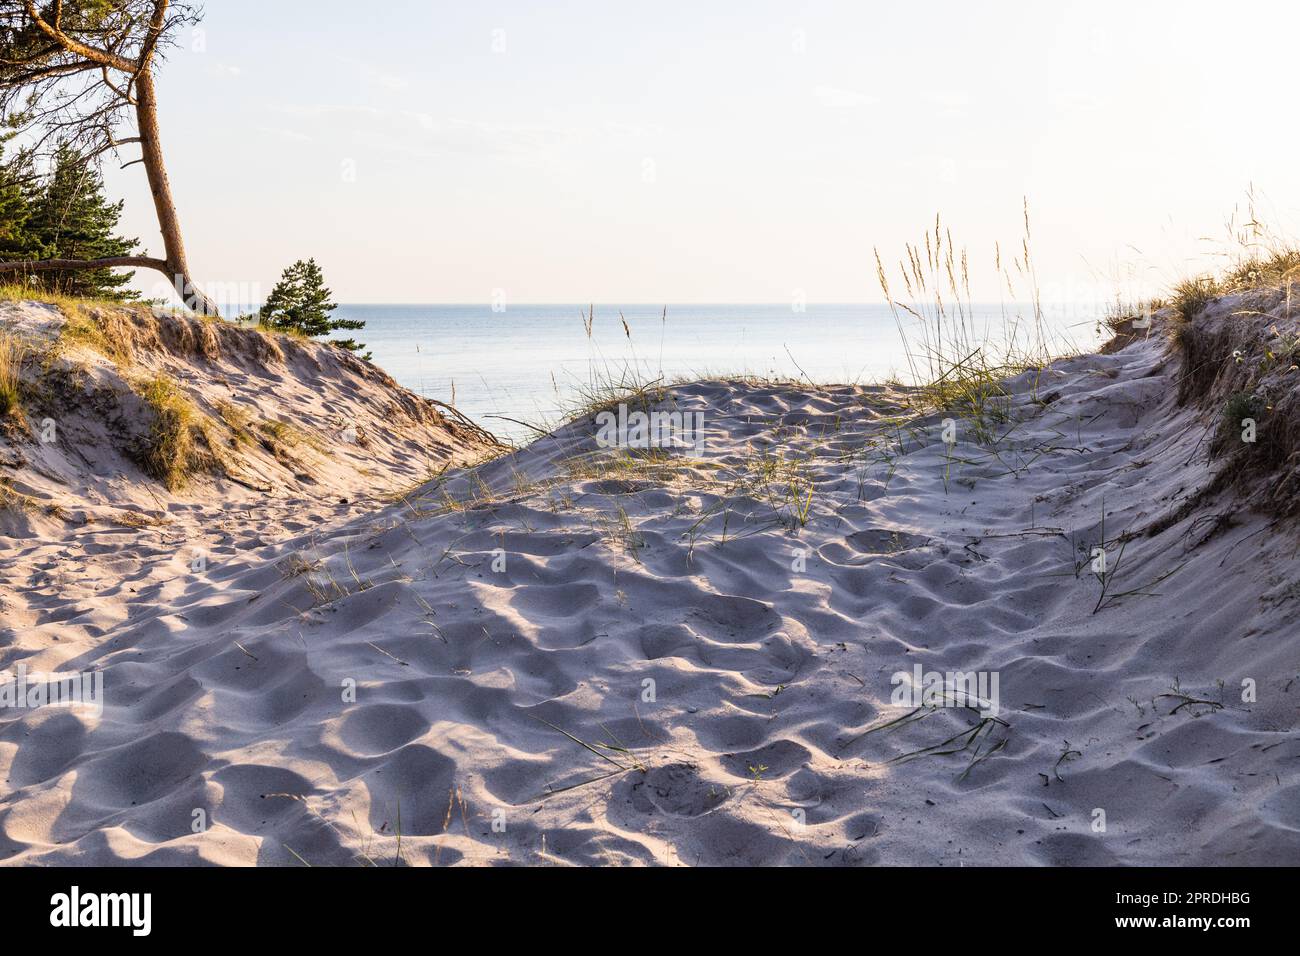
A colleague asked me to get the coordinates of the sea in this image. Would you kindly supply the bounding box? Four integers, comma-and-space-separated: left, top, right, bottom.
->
292, 303, 1101, 444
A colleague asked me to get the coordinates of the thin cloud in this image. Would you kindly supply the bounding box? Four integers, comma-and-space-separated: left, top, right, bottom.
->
254, 125, 312, 143
267, 103, 568, 158
814, 85, 878, 109
206, 61, 242, 79
922, 90, 971, 117
333, 54, 409, 92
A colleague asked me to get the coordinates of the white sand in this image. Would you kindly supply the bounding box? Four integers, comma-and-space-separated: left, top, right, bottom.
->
0, 305, 1296, 865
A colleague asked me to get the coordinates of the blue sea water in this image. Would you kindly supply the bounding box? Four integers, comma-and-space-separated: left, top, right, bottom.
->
316, 303, 1096, 444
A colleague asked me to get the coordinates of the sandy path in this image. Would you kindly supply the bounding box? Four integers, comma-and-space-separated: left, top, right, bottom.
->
0, 330, 1296, 865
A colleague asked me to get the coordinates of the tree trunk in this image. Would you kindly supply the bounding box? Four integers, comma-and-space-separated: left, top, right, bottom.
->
0, 255, 169, 274
0, 72, 221, 317
134, 69, 220, 317
0, 2, 220, 316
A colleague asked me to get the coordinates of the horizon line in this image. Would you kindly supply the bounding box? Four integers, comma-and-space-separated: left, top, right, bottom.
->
313, 299, 1098, 307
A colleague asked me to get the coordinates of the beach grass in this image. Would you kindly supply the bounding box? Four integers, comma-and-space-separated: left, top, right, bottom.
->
215, 400, 257, 447
875, 203, 1067, 425
0, 282, 132, 312
136, 372, 201, 490
0, 331, 24, 422
55, 302, 136, 366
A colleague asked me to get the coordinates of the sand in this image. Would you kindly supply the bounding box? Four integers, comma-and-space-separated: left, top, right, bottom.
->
0, 302, 1297, 865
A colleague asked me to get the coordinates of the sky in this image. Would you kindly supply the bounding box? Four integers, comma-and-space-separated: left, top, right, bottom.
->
98, 0, 1300, 308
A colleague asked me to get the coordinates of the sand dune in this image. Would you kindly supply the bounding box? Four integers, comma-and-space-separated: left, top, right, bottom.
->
0, 300, 1296, 865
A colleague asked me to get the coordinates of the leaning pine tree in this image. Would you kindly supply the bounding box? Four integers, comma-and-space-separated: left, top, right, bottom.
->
0, 1, 219, 314
259, 258, 367, 359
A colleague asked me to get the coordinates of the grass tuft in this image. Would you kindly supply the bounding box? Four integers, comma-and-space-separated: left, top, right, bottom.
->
1218, 391, 1261, 449
0, 332, 24, 422
259, 417, 322, 457
136, 373, 200, 490
1170, 276, 1220, 322
215, 400, 257, 447
0, 283, 128, 312
56, 304, 135, 365
875, 204, 1066, 421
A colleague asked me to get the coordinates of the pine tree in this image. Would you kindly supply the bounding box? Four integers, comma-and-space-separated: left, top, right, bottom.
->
0, 139, 40, 267
259, 258, 367, 357
22, 144, 140, 300
0, 1, 219, 314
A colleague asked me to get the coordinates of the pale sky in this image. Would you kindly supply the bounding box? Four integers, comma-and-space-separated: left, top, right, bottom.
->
101, 0, 1300, 307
